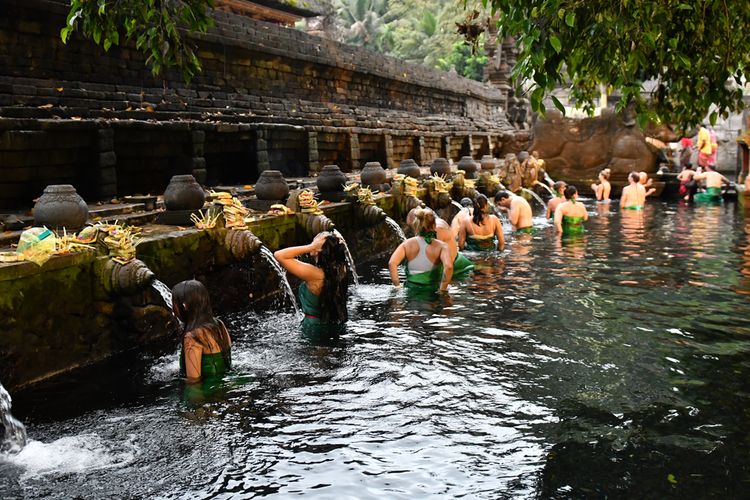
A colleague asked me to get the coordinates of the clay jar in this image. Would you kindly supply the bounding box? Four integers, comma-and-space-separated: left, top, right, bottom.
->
33, 184, 89, 230
481, 155, 497, 171
360, 162, 387, 188
457, 156, 479, 179
431, 157, 451, 176
163, 174, 205, 211
255, 170, 290, 200
397, 159, 421, 179
316, 165, 347, 200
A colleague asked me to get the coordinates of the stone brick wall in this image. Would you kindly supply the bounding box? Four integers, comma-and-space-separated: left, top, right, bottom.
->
0, 0, 514, 208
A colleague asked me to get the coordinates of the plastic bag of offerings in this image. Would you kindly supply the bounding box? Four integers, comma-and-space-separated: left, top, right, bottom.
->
17, 227, 57, 266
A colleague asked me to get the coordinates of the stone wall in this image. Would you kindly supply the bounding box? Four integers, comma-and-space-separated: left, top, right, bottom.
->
0, 0, 514, 208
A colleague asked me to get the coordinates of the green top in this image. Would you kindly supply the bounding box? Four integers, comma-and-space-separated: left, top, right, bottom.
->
299, 282, 344, 341
562, 215, 586, 235
179, 349, 230, 379
465, 234, 497, 251
622, 205, 644, 210
299, 282, 322, 320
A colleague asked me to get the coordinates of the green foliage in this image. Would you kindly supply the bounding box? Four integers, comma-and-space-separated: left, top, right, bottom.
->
60, 0, 214, 83
479, 0, 750, 129
437, 39, 488, 81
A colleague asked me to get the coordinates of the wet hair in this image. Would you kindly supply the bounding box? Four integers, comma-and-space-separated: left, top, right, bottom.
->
413, 208, 437, 234
316, 235, 350, 324
472, 194, 489, 225
564, 185, 578, 199
599, 169, 610, 180
495, 191, 511, 203
629, 172, 641, 183
172, 280, 231, 371
554, 181, 566, 193
460, 197, 473, 208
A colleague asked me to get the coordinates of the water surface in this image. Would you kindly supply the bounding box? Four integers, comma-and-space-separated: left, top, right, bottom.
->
2, 200, 750, 498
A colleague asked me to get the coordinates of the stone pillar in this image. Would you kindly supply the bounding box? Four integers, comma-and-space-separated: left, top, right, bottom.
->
256, 129, 270, 173
466, 134, 474, 157
383, 133, 395, 169
96, 128, 117, 198
414, 136, 425, 165
348, 132, 360, 171
307, 131, 320, 174
190, 129, 207, 184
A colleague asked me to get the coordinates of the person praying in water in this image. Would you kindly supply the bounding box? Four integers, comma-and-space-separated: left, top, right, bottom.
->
546, 181, 567, 218
591, 169, 611, 202
620, 172, 647, 210
457, 194, 505, 251
495, 191, 534, 234
554, 185, 588, 236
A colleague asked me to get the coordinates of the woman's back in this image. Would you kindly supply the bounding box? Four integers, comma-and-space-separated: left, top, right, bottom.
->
404, 236, 443, 273
560, 200, 587, 218
468, 215, 500, 237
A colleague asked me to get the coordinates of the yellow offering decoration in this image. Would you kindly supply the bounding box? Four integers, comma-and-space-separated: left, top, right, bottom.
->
298, 189, 323, 215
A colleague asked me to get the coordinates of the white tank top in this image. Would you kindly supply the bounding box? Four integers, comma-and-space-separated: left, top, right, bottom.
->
407, 237, 436, 274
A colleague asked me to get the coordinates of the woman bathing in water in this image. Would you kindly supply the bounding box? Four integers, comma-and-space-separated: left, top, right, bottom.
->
457, 194, 505, 251
546, 181, 567, 218
554, 185, 588, 236
677, 163, 697, 202
590, 169, 611, 202
172, 280, 232, 383
275, 232, 350, 336
389, 208, 453, 292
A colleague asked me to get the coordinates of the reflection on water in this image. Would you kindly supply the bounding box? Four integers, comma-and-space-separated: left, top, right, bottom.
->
2, 201, 750, 498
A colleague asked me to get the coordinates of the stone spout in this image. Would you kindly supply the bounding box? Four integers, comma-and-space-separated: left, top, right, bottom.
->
97, 258, 155, 295
224, 229, 262, 261
297, 213, 335, 238
354, 204, 387, 227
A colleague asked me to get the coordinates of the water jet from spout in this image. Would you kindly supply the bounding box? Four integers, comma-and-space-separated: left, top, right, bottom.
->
0, 381, 27, 454
259, 246, 300, 315
333, 229, 359, 285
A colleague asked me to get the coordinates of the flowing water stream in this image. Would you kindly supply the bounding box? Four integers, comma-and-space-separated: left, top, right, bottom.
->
384, 216, 406, 242
521, 187, 548, 211
0, 383, 26, 454
3, 200, 750, 498
259, 246, 300, 315
151, 279, 173, 307
333, 229, 359, 285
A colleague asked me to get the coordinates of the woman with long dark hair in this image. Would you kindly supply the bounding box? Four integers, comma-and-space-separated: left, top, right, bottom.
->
457, 194, 504, 251
275, 232, 350, 334
172, 280, 232, 383
553, 185, 588, 236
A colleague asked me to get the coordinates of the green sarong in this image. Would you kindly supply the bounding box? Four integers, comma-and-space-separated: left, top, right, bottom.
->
562, 215, 585, 236
453, 251, 474, 278
694, 186, 722, 203
179, 350, 230, 380
622, 205, 644, 210
299, 282, 344, 340
515, 226, 535, 234
465, 234, 497, 251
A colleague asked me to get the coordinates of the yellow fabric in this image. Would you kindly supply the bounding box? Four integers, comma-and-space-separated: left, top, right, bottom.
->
698, 127, 712, 154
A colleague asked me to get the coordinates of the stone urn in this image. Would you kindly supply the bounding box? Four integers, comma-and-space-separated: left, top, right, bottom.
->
255, 170, 289, 200
163, 174, 205, 210
457, 156, 479, 179
431, 157, 451, 177
317, 164, 347, 201
481, 155, 497, 171
398, 159, 421, 179
360, 162, 387, 188
33, 184, 89, 230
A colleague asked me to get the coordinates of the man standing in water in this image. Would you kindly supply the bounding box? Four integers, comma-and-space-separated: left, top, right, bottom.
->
693, 165, 730, 203
620, 172, 646, 210
495, 191, 534, 233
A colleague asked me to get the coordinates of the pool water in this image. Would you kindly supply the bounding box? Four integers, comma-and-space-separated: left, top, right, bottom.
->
2, 200, 750, 498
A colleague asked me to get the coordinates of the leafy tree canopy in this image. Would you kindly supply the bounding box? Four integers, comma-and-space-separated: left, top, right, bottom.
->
474, 0, 750, 129
61, 0, 214, 82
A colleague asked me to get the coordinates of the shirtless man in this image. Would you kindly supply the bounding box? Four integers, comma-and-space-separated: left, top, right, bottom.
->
620, 172, 646, 210
407, 207, 474, 276
495, 191, 534, 233
546, 181, 567, 218
693, 165, 729, 203
638, 172, 656, 197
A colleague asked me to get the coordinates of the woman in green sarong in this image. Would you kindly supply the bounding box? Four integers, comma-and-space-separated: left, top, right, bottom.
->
457, 194, 505, 252
172, 280, 232, 384
553, 185, 588, 236
388, 209, 453, 292
275, 232, 350, 338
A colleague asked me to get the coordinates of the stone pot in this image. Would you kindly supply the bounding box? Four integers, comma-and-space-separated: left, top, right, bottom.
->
316, 165, 347, 198
481, 155, 497, 171
33, 184, 89, 230
457, 156, 479, 179
163, 174, 205, 211
254, 170, 290, 200
430, 157, 451, 176
397, 159, 421, 179
360, 162, 387, 188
